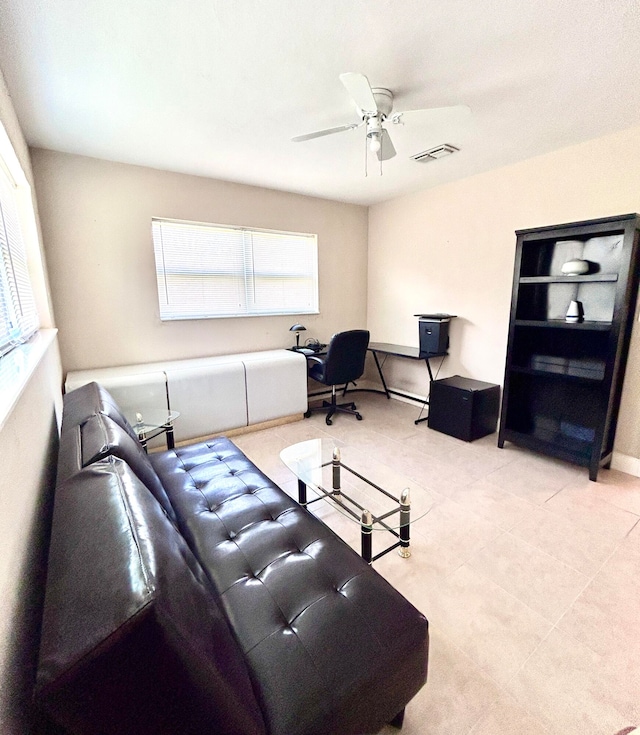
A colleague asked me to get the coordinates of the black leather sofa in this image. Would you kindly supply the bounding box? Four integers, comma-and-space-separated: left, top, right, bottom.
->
36, 382, 429, 735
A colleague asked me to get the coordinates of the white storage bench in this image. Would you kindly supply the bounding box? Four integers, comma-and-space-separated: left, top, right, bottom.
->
65, 349, 308, 444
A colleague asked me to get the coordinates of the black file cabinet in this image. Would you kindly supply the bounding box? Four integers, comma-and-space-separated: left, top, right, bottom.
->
428, 376, 500, 442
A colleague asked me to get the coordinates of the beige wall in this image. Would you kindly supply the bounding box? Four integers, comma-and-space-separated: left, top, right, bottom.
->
29, 129, 640, 461
0, 70, 62, 734
31, 149, 369, 374
368, 124, 640, 460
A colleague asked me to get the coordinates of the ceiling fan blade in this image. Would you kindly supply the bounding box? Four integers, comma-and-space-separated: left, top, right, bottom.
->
339, 72, 378, 115
392, 104, 471, 124
291, 123, 359, 143
377, 129, 396, 161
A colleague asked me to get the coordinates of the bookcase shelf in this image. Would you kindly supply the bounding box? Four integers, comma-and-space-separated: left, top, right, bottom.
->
509, 365, 604, 383
498, 213, 640, 481
519, 274, 619, 284
514, 319, 612, 330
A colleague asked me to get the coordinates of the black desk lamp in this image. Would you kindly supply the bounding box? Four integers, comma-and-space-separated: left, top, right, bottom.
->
290, 323, 306, 348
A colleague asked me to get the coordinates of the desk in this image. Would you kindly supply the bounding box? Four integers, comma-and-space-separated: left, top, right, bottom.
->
359, 342, 448, 425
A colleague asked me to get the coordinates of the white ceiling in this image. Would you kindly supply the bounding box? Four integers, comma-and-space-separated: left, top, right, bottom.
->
1, 0, 640, 206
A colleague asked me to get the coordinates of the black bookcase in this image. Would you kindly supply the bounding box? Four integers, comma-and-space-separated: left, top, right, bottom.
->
497, 213, 640, 481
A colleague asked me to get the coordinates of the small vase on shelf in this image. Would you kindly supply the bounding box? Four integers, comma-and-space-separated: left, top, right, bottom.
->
565, 300, 584, 323
561, 259, 590, 276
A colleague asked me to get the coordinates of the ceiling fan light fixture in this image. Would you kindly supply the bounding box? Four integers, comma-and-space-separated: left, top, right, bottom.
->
411, 144, 459, 163
369, 133, 382, 153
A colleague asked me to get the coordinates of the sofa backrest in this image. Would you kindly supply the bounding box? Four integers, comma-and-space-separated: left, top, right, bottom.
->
57, 381, 140, 484
58, 382, 177, 522
81, 411, 177, 522
62, 380, 140, 439
36, 456, 265, 735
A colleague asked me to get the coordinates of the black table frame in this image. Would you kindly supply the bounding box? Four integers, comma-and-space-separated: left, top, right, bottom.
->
345, 342, 447, 425
296, 448, 411, 564
135, 421, 176, 452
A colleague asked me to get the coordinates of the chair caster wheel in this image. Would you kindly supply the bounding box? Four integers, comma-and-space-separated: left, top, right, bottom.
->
325, 417, 333, 425
304, 410, 311, 418
356, 413, 363, 421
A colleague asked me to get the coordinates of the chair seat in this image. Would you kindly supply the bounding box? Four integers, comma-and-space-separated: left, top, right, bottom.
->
305, 330, 369, 425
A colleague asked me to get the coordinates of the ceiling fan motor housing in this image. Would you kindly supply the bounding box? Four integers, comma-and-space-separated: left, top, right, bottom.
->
370, 88, 393, 118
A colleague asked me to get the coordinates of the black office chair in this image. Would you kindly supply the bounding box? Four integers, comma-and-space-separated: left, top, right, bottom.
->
304, 329, 370, 425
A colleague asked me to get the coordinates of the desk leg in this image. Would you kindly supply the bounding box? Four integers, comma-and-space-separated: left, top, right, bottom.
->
372, 351, 391, 399
424, 357, 435, 382
166, 424, 175, 450
414, 357, 434, 425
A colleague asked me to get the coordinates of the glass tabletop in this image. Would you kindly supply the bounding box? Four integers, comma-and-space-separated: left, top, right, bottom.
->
280, 438, 433, 531
126, 410, 180, 434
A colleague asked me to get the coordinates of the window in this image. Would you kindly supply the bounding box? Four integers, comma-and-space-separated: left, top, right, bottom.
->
0, 157, 38, 357
152, 218, 319, 320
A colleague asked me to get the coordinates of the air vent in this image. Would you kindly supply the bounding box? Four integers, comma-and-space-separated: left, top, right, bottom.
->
411, 144, 459, 163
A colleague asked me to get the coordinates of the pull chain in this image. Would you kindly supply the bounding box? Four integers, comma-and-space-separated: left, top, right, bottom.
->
364, 134, 368, 177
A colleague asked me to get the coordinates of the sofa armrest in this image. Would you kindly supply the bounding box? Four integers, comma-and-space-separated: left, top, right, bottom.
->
37, 456, 265, 735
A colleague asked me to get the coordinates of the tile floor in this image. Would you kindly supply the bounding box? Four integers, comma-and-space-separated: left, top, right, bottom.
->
231, 392, 640, 735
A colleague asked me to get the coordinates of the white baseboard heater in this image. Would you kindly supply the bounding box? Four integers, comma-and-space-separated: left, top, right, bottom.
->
65, 349, 308, 444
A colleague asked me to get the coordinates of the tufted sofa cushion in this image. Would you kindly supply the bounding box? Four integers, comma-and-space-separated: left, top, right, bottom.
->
150, 438, 429, 735
36, 456, 265, 735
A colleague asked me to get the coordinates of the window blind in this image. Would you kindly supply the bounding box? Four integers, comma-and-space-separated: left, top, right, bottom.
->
0, 166, 38, 357
152, 218, 319, 320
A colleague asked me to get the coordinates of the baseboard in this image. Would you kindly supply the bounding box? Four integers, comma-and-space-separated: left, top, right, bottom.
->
352, 378, 428, 408
611, 451, 640, 477
385, 389, 427, 408
159, 414, 304, 451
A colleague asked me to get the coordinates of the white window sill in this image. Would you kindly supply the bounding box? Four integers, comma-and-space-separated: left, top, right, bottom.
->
0, 329, 58, 431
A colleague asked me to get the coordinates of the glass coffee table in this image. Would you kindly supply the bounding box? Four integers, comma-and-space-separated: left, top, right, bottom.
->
280, 439, 432, 563
125, 410, 180, 452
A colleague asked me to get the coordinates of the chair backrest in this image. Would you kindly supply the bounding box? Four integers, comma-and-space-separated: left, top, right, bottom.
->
322, 330, 370, 386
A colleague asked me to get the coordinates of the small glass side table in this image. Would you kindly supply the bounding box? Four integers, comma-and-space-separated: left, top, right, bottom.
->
126, 410, 180, 452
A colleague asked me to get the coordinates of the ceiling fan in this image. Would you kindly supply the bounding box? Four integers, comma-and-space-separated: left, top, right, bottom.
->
292, 72, 471, 165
